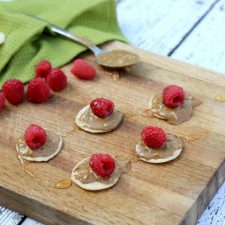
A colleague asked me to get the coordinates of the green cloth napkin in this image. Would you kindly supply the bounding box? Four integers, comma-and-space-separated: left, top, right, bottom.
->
0, 0, 126, 87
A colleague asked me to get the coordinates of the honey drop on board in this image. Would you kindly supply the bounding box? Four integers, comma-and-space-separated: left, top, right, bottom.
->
55, 179, 72, 189
215, 94, 225, 102
183, 135, 201, 141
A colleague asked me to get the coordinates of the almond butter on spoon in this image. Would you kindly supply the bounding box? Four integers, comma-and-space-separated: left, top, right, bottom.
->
136, 126, 183, 163
71, 153, 121, 191
149, 85, 201, 125
75, 98, 123, 133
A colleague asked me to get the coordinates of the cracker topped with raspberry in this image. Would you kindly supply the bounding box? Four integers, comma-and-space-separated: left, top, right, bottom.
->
149, 85, 201, 125
136, 126, 183, 163
75, 98, 123, 133
16, 124, 62, 162
71, 153, 121, 191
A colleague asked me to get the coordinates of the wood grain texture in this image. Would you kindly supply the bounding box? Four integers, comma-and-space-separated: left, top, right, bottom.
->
172, 0, 225, 74
0, 41, 225, 225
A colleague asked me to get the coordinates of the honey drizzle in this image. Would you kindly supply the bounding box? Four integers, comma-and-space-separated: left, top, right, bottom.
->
124, 109, 153, 119
179, 134, 206, 142
123, 112, 139, 118
129, 155, 140, 163
16, 138, 72, 190
111, 71, 120, 80
140, 109, 153, 118
115, 154, 140, 163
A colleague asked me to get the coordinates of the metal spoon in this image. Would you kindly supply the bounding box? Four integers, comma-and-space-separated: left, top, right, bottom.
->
30, 15, 140, 68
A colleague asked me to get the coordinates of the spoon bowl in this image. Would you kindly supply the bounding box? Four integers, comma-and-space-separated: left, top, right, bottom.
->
30, 15, 140, 69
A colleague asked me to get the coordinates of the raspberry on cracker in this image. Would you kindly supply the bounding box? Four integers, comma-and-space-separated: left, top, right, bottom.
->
136, 125, 183, 164
90, 98, 114, 118
2, 79, 24, 105
149, 84, 200, 125
24, 124, 47, 150
162, 85, 185, 109
141, 126, 166, 149
75, 98, 123, 133
17, 125, 63, 162
89, 153, 115, 177
71, 152, 121, 191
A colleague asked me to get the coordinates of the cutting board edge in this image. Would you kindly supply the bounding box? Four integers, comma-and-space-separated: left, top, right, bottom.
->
180, 158, 225, 225
0, 184, 92, 225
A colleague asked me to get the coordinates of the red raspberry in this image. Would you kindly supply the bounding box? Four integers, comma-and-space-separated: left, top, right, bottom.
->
24, 124, 47, 150
162, 85, 185, 109
71, 59, 96, 80
2, 79, 24, 105
27, 78, 50, 103
90, 98, 114, 118
141, 126, 166, 149
47, 68, 67, 92
89, 153, 115, 177
0, 92, 5, 110
35, 60, 52, 79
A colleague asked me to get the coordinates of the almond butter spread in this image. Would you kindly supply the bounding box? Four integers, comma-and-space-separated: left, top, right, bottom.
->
149, 95, 201, 125
136, 133, 183, 163
76, 105, 123, 133
73, 158, 121, 185
16, 130, 62, 162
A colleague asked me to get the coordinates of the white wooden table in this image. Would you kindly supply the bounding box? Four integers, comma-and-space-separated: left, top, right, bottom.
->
1, 0, 225, 224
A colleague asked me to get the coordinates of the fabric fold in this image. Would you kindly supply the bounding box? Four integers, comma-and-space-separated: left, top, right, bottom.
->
0, 0, 126, 86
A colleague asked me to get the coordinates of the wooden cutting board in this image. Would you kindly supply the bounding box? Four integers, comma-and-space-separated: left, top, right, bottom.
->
1, 41, 225, 225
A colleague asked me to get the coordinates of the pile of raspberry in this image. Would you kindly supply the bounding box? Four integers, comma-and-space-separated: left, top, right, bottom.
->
0, 60, 68, 110
0, 58, 96, 111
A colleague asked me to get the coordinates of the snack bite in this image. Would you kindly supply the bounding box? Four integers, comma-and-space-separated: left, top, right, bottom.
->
75, 98, 123, 133
71, 153, 121, 191
149, 85, 200, 124
16, 124, 62, 162
136, 126, 183, 163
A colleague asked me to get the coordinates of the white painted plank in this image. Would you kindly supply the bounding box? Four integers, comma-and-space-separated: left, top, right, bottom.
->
0, 207, 23, 225
21, 218, 44, 225
117, 0, 216, 55
172, 0, 225, 74
197, 181, 225, 225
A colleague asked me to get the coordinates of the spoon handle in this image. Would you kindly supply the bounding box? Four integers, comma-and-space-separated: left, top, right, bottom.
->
28, 15, 103, 55
49, 24, 93, 48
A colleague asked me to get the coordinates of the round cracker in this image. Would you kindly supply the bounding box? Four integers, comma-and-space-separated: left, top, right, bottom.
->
149, 95, 194, 125
71, 158, 121, 191
16, 129, 62, 162
75, 105, 123, 133
136, 134, 183, 163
